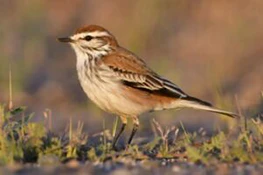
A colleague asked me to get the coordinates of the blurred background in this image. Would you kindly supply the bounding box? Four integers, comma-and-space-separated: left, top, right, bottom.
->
0, 0, 262, 136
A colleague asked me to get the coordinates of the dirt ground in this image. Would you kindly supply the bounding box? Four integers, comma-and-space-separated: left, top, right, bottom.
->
3, 160, 263, 175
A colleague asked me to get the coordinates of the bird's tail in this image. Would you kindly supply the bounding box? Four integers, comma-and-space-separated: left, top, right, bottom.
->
178, 96, 239, 118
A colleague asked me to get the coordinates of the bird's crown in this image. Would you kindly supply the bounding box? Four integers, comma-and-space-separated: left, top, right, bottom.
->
74, 25, 108, 34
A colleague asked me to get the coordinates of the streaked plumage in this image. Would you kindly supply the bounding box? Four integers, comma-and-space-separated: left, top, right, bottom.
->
58, 25, 239, 149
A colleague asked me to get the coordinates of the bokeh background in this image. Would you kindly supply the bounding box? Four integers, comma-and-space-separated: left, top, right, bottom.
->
1, 1, 262, 136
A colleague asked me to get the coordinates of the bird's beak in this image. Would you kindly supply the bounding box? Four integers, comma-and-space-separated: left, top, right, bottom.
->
57, 37, 73, 43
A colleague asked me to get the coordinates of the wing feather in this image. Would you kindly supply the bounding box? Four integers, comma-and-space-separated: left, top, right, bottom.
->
99, 48, 187, 98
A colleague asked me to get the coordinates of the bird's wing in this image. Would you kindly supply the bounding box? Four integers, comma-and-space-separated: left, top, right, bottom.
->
98, 49, 187, 98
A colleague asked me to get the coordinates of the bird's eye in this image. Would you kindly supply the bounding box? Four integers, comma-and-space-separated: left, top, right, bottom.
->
83, 35, 93, 41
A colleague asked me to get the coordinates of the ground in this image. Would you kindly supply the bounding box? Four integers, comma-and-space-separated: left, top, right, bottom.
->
0, 106, 262, 174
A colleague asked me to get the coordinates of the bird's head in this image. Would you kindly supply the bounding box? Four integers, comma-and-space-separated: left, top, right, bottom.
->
58, 25, 118, 57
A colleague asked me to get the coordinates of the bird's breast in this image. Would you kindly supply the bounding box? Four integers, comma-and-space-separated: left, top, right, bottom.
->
76, 62, 151, 116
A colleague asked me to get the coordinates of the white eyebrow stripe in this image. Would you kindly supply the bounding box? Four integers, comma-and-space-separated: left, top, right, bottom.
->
72, 31, 110, 39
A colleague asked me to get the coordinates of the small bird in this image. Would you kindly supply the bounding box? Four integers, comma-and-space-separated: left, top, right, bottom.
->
58, 25, 238, 149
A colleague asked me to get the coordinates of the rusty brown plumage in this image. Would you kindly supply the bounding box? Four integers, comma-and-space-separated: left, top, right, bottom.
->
74, 25, 107, 34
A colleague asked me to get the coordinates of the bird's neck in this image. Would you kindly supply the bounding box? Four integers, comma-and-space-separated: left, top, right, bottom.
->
72, 45, 112, 70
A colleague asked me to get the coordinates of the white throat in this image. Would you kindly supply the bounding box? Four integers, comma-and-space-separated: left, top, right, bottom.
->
70, 44, 111, 69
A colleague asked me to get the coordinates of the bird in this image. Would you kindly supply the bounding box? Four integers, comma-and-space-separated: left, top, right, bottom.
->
57, 25, 239, 149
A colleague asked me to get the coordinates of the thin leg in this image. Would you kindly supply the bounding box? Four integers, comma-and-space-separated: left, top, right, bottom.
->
127, 117, 139, 145
112, 123, 126, 149
112, 116, 127, 149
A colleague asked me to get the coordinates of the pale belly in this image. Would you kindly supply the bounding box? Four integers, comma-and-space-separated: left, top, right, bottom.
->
78, 71, 149, 117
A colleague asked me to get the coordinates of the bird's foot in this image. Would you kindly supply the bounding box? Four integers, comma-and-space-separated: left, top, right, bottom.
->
111, 144, 125, 152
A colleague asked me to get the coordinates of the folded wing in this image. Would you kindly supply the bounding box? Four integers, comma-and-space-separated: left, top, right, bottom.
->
99, 48, 188, 98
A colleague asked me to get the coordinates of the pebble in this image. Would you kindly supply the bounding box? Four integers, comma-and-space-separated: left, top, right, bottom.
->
172, 165, 181, 172
66, 159, 80, 168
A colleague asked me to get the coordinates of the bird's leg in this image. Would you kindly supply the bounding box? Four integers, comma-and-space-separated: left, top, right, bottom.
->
127, 116, 139, 145
112, 116, 127, 150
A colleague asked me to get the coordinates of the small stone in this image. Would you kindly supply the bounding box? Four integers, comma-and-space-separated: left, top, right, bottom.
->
110, 168, 131, 175
66, 159, 80, 168
172, 165, 181, 172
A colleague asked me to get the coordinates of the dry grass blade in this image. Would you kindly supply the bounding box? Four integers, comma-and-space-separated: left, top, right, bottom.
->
8, 64, 13, 110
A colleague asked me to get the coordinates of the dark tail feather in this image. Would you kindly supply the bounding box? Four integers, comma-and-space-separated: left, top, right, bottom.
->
182, 96, 239, 118
184, 96, 213, 107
